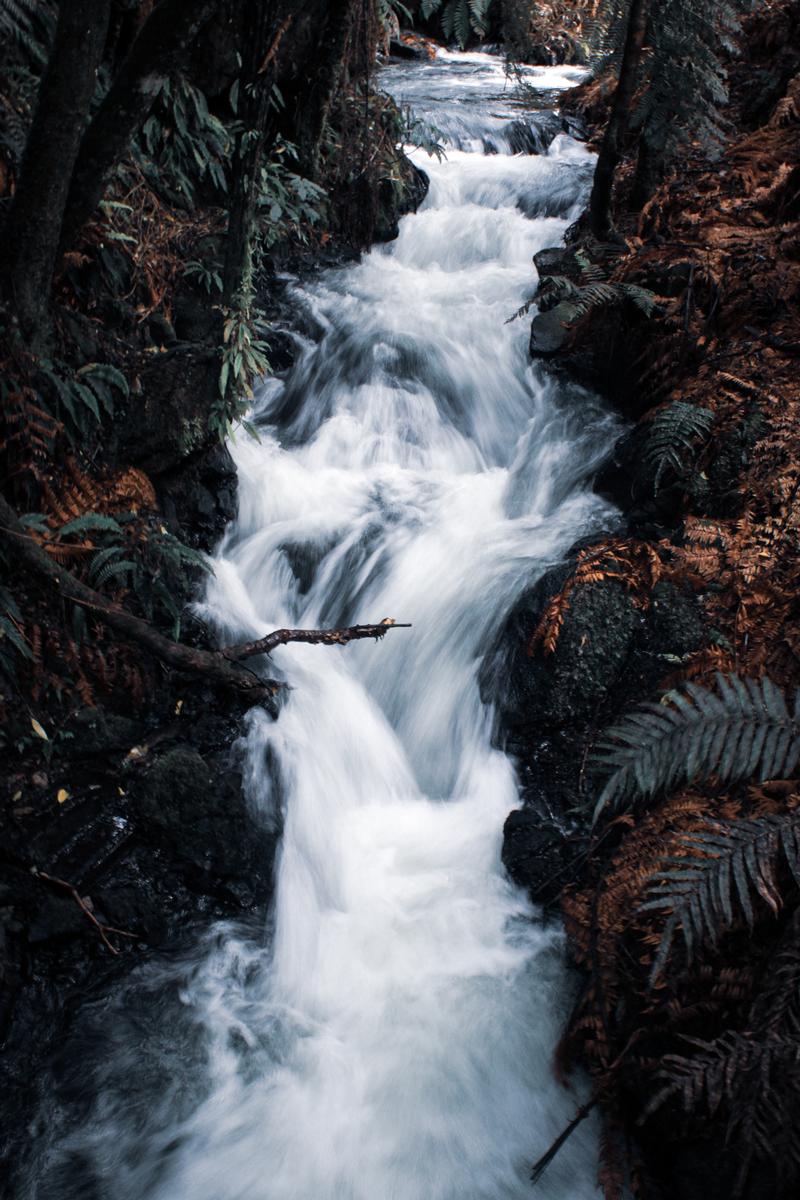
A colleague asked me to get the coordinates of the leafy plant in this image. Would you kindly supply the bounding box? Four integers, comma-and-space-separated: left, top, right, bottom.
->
213, 295, 270, 442
134, 76, 231, 208
420, 0, 493, 47
0, 0, 54, 66
55, 513, 209, 640
643, 812, 800, 981
0, 582, 33, 678
399, 106, 447, 160
592, 674, 800, 822
508, 274, 656, 323
38, 360, 129, 441
641, 400, 714, 492
256, 145, 327, 248
182, 259, 224, 295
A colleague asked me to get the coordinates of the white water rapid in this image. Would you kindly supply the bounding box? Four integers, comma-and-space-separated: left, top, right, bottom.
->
31, 51, 621, 1200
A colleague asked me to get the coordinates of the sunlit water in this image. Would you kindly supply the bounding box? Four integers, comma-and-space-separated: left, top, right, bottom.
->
29, 53, 618, 1200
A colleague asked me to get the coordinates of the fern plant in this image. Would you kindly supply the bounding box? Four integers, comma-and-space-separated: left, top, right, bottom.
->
641, 400, 713, 492
0, 0, 55, 65
56, 513, 208, 640
38, 361, 129, 442
508, 274, 655, 323
420, 0, 493, 47
643, 812, 800, 981
592, 674, 800, 822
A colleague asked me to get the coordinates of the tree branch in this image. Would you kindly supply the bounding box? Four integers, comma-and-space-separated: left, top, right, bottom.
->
221, 619, 412, 661
0, 496, 410, 699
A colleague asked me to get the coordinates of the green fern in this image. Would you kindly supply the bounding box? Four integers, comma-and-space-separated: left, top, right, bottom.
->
642, 813, 800, 981
38, 360, 129, 441
0, 0, 54, 65
420, 0, 492, 47
592, 674, 800, 823
59, 514, 124, 539
508, 275, 655, 324
641, 401, 713, 492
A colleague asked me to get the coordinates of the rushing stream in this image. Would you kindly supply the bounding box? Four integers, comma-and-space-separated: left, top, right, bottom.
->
30, 51, 619, 1200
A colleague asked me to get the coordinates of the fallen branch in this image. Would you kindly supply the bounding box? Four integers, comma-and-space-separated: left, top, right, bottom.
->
33, 868, 138, 955
0, 495, 410, 698
221, 618, 412, 662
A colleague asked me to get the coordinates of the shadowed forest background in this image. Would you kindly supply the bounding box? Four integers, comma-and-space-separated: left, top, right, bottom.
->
1, 2, 800, 1198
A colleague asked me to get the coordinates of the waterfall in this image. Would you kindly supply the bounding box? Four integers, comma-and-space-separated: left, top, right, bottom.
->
30, 51, 618, 1200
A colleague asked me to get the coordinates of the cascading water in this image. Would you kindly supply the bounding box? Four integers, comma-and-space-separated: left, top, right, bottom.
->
29, 51, 621, 1200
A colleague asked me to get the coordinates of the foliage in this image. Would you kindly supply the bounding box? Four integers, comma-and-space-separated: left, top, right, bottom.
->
37, 361, 129, 441
587, 0, 753, 180
134, 76, 231, 209
643, 811, 800, 981
640, 400, 713, 492
0, 0, 54, 66
592, 674, 800, 822
399, 106, 447, 160
632, 0, 753, 164
256, 142, 327, 249
509, 275, 656, 323
214, 296, 271, 441
419, 0, 492, 47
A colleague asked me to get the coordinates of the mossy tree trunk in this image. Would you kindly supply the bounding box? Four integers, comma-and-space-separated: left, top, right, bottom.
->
222, 1, 291, 305
294, 0, 359, 182
588, 0, 650, 241
1, 0, 111, 340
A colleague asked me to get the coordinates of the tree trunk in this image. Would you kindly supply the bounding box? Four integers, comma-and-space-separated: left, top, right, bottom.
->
59, 0, 220, 255
588, 0, 650, 241
1, 0, 111, 339
222, 1, 289, 305
295, 0, 357, 182
630, 122, 666, 210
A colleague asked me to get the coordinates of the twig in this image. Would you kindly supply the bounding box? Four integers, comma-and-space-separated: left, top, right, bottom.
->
33, 869, 137, 955
221, 619, 412, 662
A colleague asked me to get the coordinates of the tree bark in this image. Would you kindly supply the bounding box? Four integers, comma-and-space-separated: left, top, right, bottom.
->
1, 0, 111, 339
294, 0, 357, 181
59, 0, 220, 255
222, 1, 290, 305
588, 0, 650, 241
630, 122, 666, 210
0, 496, 409, 700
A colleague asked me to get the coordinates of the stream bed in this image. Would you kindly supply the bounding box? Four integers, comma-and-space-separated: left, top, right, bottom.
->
29, 50, 618, 1200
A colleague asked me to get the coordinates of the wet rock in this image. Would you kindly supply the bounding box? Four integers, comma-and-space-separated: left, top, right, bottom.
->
375, 159, 429, 243
111, 345, 218, 478
529, 301, 581, 356
389, 37, 430, 60
533, 246, 585, 284
501, 809, 585, 907
135, 745, 256, 878
486, 555, 707, 868
157, 440, 238, 552
64, 707, 144, 757
504, 113, 564, 155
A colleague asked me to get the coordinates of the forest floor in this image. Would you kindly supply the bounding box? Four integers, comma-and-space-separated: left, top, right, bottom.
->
498, 3, 800, 1197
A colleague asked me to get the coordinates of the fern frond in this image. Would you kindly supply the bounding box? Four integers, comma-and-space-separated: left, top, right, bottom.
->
641, 401, 713, 491
540, 275, 656, 321
592, 674, 800, 822
642, 812, 800, 981
644, 1027, 800, 1193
